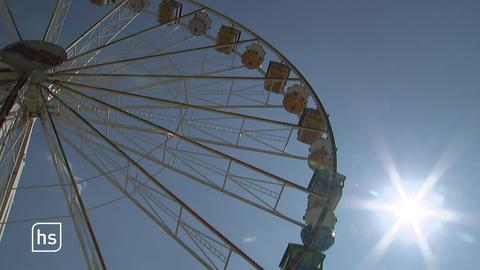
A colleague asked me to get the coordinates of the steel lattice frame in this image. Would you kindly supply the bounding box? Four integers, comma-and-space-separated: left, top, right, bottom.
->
0, 0, 340, 269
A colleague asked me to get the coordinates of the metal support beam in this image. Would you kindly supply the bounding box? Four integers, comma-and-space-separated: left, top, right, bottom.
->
56, 83, 318, 198
0, 117, 34, 242
58, 123, 304, 227
64, 0, 141, 70
0, 77, 28, 129
44, 0, 72, 43
44, 83, 263, 270
39, 88, 107, 269
53, 80, 321, 133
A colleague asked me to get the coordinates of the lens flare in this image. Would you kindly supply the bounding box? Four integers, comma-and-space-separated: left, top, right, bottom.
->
359, 135, 467, 270
392, 199, 425, 224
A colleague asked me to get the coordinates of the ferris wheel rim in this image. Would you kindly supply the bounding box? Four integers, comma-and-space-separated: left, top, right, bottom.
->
183, 0, 338, 173
56, 0, 336, 174
0, 1, 342, 269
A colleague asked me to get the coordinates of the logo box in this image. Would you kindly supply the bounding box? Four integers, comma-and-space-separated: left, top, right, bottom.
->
31, 222, 62, 253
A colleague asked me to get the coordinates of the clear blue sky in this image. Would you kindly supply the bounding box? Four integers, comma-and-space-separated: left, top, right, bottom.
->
1, 0, 479, 269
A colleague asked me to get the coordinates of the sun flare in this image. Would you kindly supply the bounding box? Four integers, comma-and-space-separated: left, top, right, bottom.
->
392, 199, 425, 224
358, 139, 466, 270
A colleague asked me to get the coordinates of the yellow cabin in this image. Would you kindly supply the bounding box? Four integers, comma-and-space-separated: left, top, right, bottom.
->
303, 207, 337, 229
297, 108, 327, 144
130, 0, 149, 13
188, 12, 212, 36
307, 138, 332, 172
215, 25, 241, 54
158, 0, 182, 25
283, 84, 309, 114
263, 61, 290, 93
241, 44, 265, 70
308, 149, 331, 171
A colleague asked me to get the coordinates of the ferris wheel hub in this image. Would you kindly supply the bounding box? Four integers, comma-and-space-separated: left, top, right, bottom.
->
1, 40, 67, 72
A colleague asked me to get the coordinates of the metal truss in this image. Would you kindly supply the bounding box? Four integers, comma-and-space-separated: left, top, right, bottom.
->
44, 0, 72, 43
0, 79, 31, 238
58, 117, 306, 227
49, 87, 296, 158
38, 88, 107, 269
51, 83, 322, 199
0, 116, 33, 242
63, 0, 142, 70
0, 0, 341, 268
43, 85, 263, 270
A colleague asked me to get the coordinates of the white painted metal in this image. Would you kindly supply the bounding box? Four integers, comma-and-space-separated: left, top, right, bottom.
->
44, 0, 72, 43
0, 118, 33, 242
46, 86, 263, 269
0, 1, 340, 268
39, 90, 106, 269
64, 0, 141, 69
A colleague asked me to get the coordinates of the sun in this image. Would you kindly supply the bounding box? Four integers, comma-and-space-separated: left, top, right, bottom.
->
358, 189, 445, 270
392, 199, 425, 224
357, 139, 465, 270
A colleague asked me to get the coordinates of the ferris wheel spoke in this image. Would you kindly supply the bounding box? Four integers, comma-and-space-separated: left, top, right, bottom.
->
64, 0, 141, 70
239, 130, 288, 154
0, 82, 30, 225
64, 135, 233, 270
227, 90, 268, 106
38, 90, 107, 270
62, 37, 232, 76
0, 0, 22, 41
68, 117, 305, 160
65, 32, 203, 88
51, 82, 319, 199
80, 10, 198, 70
0, 109, 26, 170
0, 111, 26, 180
1, 189, 136, 224
93, 103, 283, 110
0, 98, 23, 146
61, 111, 302, 260
1, 213, 71, 225
56, 38, 258, 74
0, 77, 28, 129
117, 81, 278, 109
0, 115, 33, 242
134, 183, 232, 270
66, 9, 204, 63
170, 151, 283, 207
54, 110, 304, 226
60, 125, 284, 269
58, 64, 266, 106
75, 101, 296, 158
53, 80, 319, 133
54, 72, 301, 85
56, 97, 296, 160
49, 99, 310, 227
62, 110, 293, 174
57, 128, 216, 269
105, 130, 297, 222
38, 115, 171, 194
43, 0, 72, 43
44, 85, 264, 270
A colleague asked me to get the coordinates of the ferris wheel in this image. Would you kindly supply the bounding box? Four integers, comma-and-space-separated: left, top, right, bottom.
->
0, 0, 345, 269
